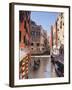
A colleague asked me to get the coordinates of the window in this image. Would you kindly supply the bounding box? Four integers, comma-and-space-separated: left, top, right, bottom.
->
31, 43, 33, 46
31, 48, 33, 50
36, 32, 40, 36
24, 20, 26, 29
61, 17, 62, 19
60, 21, 62, 29
28, 18, 30, 24
25, 39, 28, 45
57, 29, 59, 31
42, 48, 44, 50
31, 31, 35, 36
26, 27, 28, 33
37, 43, 40, 46
61, 13, 63, 19
19, 31, 21, 42
24, 36, 26, 43
23, 36, 28, 45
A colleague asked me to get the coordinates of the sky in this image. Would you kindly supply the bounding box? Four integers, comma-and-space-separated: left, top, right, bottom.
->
31, 11, 60, 36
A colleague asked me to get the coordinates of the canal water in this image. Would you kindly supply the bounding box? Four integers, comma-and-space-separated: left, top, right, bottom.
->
28, 57, 57, 79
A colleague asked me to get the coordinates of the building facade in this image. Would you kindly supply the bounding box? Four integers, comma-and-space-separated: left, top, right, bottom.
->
50, 13, 64, 50
19, 11, 31, 49
30, 21, 49, 55
19, 11, 31, 79
56, 13, 64, 48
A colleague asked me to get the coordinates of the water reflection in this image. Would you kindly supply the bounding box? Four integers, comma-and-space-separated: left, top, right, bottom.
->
28, 57, 57, 79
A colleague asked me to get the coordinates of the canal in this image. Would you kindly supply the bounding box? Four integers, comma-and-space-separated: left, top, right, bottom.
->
28, 57, 57, 79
